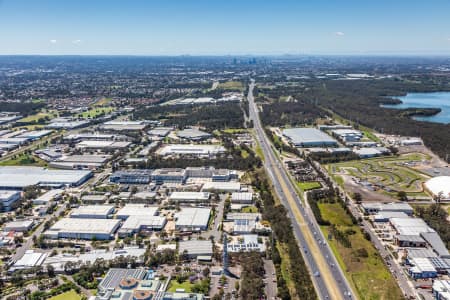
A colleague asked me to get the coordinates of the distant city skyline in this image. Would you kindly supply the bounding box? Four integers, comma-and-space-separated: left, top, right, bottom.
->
1, 0, 450, 55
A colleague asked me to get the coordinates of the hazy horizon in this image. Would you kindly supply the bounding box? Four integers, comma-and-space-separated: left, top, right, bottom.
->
1, 0, 450, 56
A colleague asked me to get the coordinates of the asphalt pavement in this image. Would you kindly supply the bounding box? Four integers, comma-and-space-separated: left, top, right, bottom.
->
247, 80, 355, 300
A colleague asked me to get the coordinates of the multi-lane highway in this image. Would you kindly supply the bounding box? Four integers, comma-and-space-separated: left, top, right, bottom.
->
247, 80, 355, 300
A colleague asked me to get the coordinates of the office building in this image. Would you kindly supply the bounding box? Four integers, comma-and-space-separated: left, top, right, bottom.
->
0, 190, 21, 211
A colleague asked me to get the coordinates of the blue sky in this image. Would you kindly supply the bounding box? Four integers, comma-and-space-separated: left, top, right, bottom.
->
1, 0, 450, 55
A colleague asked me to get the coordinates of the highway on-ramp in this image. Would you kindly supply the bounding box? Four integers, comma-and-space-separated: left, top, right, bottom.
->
247, 80, 355, 300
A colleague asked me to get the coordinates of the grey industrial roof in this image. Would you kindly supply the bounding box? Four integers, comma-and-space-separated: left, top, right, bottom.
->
169, 192, 210, 201
226, 213, 261, 221
421, 232, 450, 258
120, 216, 166, 231
390, 218, 434, 236
48, 218, 120, 235
396, 235, 426, 243
282, 128, 337, 145
178, 240, 213, 256
175, 208, 211, 228
59, 154, 111, 164
70, 205, 114, 218
231, 192, 253, 202
176, 128, 211, 140
116, 204, 158, 218
407, 248, 437, 259
0, 166, 91, 189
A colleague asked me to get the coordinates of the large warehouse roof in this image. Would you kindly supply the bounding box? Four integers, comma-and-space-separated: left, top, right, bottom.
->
116, 204, 158, 219
169, 192, 210, 202
158, 144, 225, 156
390, 217, 434, 236
0, 166, 92, 189
178, 240, 213, 256
47, 218, 120, 235
70, 205, 114, 218
424, 176, 450, 200
175, 208, 211, 228
282, 128, 337, 147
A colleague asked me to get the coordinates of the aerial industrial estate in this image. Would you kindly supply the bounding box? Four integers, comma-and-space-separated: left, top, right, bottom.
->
0, 55, 450, 300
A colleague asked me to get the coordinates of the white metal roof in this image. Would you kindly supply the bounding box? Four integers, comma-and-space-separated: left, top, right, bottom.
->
116, 204, 158, 218
49, 218, 120, 234
175, 207, 211, 228
70, 205, 114, 217
425, 176, 450, 199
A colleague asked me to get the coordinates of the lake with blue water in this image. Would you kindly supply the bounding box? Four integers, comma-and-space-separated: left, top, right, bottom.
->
382, 92, 450, 124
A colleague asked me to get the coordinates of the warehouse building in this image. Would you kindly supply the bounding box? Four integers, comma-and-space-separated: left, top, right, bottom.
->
101, 120, 148, 131
331, 129, 363, 142
390, 217, 434, 236
151, 168, 187, 185
116, 204, 159, 220
33, 189, 63, 205
282, 128, 338, 148
76, 140, 131, 150
63, 133, 116, 143
360, 202, 413, 215
231, 192, 253, 204
201, 181, 241, 192
185, 167, 236, 181
373, 211, 408, 222
176, 128, 212, 141
47, 119, 90, 129
0, 166, 92, 190
406, 248, 438, 262
395, 235, 427, 248
175, 208, 211, 232
70, 205, 115, 219
424, 176, 450, 201
10, 250, 48, 272
169, 192, 210, 204
178, 240, 213, 259
158, 144, 226, 157
0, 190, 21, 212
50, 154, 111, 170
81, 194, 109, 204
118, 216, 167, 237
110, 170, 153, 184
45, 218, 120, 240
3, 219, 34, 232
408, 257, 438, 279
421, 232, 450, 258
432, 280, 450, 300
226, 213, 261, 222
148, 126, 173, 137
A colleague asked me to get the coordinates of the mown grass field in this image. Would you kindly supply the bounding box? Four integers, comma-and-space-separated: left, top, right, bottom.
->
93, 97, 112, 106
218, 81, 244, 91
77, 106, 115, 119
0, 153, 47, 167
241, 206, 258, 213
318, 202, 403, 300
168, 280, 194, 292
49, 290, 82, 300
297, 181, 321, 191
18, 112, 54, 123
